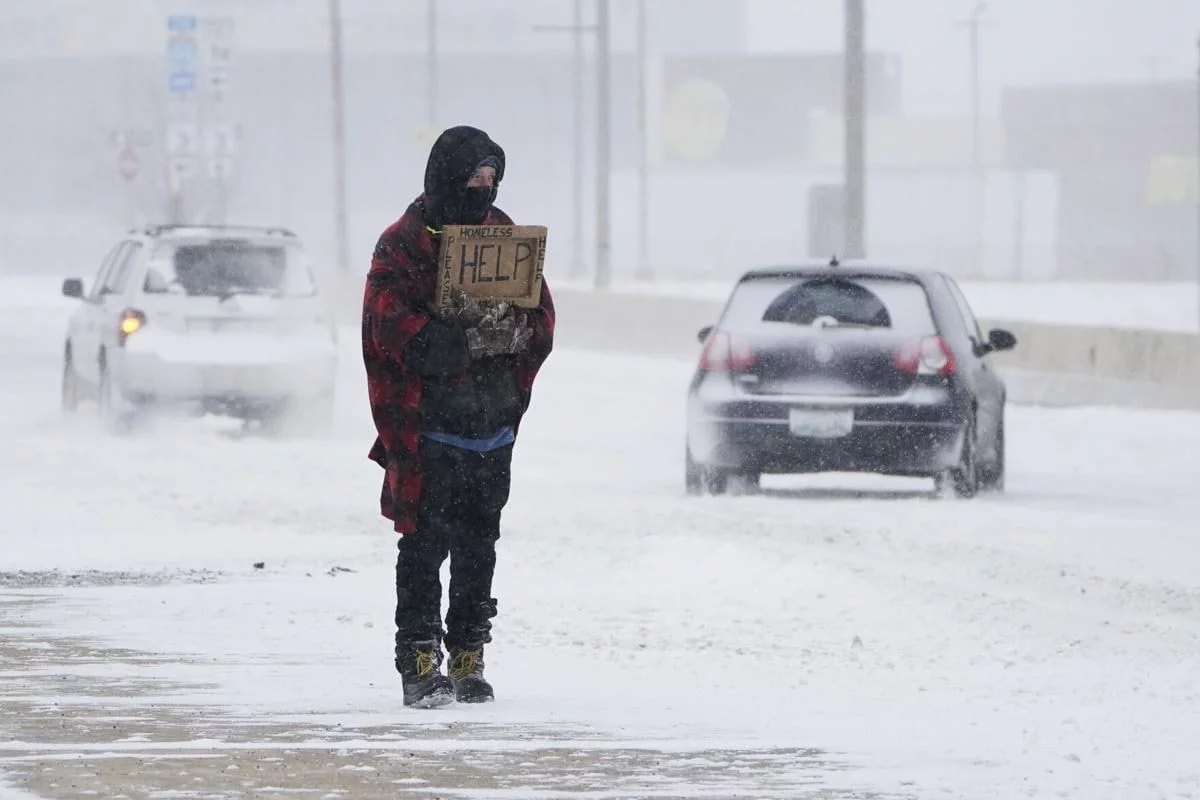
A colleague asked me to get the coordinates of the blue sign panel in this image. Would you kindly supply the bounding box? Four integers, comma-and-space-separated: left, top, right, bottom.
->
167, 15, 197, 32
168, 70, 198, 94
167, 38, 198, 63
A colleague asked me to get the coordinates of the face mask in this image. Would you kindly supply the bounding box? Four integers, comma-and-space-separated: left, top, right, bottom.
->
461, 186, 495, 224
439, 186, 494, 226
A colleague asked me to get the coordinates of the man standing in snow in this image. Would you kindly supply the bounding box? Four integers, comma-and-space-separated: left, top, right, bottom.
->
361, 125, 555, 707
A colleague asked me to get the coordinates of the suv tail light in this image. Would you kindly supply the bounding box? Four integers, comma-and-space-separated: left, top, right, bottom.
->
699, 330, 756, 372
892, 336, 955, 376
118, 308, 147, 346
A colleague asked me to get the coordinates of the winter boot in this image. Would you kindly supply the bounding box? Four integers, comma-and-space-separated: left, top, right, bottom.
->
448, 647, 494, 703
396, 640, 455, 708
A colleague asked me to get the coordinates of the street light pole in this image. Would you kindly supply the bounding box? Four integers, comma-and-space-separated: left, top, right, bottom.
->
328, 0, 350, 273
595, 0, 612, 290
843, 0, 866, 260
634, 0, 650, 280
427, 0, 438, 129
571, 0, 586, 279
1195, 34, 1200, 334
965, 2, 987, 277
532, 4, 594, 281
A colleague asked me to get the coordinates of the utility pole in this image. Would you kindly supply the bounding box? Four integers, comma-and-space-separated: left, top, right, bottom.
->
1195, 34, 1200, 334
634, 0, 650, 280
532, 2, 592, 280
427, 0, 438, 129
571, 0, 586, 279
328, 0, 350, 272
843, 0, 866, 259
595, 0, 612, 289
960, 3, 988, 277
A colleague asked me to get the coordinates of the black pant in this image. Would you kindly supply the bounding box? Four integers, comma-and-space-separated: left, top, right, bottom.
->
395, 438, 512, 656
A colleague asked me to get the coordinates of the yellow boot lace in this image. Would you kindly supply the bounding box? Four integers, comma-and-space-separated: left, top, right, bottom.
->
449, 649, 482, 681
414, 648, 439, 678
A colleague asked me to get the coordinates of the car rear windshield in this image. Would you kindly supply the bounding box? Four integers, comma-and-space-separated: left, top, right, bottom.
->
147, 239, 315, 297
720, 275, 937, 335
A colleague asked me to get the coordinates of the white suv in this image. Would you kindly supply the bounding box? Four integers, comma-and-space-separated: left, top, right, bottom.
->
60, 224, 339, 433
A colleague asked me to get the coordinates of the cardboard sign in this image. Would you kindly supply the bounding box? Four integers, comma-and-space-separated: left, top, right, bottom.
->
436, 225, 548, 309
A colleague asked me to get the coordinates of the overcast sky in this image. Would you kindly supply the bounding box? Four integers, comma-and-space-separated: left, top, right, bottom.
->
2, 0, 1198, 117
745, 0, 1200, 113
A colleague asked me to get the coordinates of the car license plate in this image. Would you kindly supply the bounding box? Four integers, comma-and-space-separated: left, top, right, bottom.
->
789, 408, 853, 438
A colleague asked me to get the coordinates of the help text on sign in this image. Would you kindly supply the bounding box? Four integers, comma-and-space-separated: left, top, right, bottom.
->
436, 225, 548, 309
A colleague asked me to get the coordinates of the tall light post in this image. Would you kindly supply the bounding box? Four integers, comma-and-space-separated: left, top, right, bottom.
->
533, 0, 611, 291
1194, 34, 1200, 333
571, 0, 586, 280
532, 1, 591, 280
959, 2, 988, 277
328, 0, 350, 272
594, 0, 612, 289
843, 0, 866, 259
634, 0, 650, 280
427, 0, 438, 129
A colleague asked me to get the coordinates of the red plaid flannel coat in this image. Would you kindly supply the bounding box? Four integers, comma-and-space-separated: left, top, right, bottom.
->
362, 197, 555, 534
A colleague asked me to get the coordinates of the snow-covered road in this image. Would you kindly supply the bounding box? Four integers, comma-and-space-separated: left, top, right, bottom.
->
2, 287, 1199, 799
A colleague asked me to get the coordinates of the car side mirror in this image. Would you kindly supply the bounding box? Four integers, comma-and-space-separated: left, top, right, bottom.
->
986, 328, 1017, 352
697, 325, 714, 343
61, 278, 84, 299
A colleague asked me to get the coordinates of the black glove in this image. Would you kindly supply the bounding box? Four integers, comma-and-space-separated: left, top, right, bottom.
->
465, 308, 534, 358
405, 317, 469, 376
433, 289, 508, 329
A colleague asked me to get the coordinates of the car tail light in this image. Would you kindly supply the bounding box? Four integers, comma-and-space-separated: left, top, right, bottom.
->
118, 308, 147, 346
892, 336, 955, 375
699, 331, 755, 372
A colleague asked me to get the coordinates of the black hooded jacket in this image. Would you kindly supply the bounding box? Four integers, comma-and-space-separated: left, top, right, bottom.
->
421, 126, 506, 229
364, 123, 556, 531
390, 126, 527, 439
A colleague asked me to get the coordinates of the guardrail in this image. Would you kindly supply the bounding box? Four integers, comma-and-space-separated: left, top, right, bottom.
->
326, 276, 1200, 410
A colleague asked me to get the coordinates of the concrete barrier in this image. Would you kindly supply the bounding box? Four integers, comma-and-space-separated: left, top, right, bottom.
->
327, 275, 1200, 410
983, 320, 1200, 388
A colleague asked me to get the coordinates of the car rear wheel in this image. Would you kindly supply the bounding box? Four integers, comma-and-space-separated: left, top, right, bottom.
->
935, 414, 979, 499
685, 449, 759, 497
978, 416, 1006, 493
724, 471, 761, 496
61, 347, 81, 414
685, 449, 704, 496
97, 359, 114, 420
96, 358, 136, 433
686, 448, 727, 495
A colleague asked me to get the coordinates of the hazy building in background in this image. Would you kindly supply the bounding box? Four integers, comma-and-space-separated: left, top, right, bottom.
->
0, 0, 1196, 282
1003, 82, 1198, 280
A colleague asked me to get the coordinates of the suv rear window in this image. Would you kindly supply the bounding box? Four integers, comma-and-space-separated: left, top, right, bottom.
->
721, 275, 937, 335
147, 239, 315, 297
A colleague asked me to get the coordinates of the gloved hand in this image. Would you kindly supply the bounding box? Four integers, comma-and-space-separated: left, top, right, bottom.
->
477, 298, 514, 327
465, 308, 533, 359
434, 290, 510, 329
432, 290, 481, 327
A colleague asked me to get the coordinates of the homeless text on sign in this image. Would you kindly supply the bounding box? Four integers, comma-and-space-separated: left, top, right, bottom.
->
437, 225, 548, 309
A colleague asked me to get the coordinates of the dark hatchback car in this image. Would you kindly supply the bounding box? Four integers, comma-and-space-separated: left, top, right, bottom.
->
685, 261, 1017, 498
